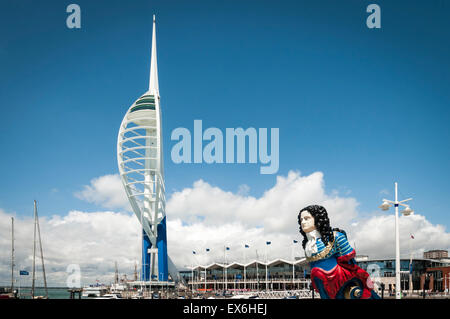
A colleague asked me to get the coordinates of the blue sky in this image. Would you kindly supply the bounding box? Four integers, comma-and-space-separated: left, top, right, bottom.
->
1, 0, 449, 228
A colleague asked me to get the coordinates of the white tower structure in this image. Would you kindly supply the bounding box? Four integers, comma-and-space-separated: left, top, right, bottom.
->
117, 15, 176, 282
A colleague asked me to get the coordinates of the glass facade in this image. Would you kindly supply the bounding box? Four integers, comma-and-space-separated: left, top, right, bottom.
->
131, 95, 156, 112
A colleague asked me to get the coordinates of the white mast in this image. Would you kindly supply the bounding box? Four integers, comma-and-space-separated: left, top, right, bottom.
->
36, 202, 48, 299
32, 202, 37, 298
31, 200, 48, 299
11, 217, 15, 293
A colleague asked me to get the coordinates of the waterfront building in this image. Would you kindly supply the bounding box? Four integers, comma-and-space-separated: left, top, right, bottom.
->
181, 256, 450, 294
180, 258, 311, 292
356, 257, 450, 294
423, 249, 448, 260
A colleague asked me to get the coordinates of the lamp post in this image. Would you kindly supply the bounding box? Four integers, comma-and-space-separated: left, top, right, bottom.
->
379, 182, 414, 299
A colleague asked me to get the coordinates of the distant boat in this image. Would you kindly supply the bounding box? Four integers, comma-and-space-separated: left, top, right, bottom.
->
94, 293, 123, 299
82, 285, 109, 298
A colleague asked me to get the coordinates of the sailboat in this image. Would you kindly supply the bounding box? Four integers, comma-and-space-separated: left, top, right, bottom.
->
31, 200, 48, 299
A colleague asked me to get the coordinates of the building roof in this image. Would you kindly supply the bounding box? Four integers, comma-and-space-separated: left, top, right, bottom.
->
356, 257, 450, 266
189, 258, 308, 270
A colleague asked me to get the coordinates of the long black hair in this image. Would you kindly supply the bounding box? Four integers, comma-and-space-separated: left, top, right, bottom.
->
297, 205, 346, 249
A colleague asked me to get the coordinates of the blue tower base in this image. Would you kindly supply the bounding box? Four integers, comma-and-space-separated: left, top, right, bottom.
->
142, 230, 151, 281
141, 217, 168, 281
157, 217, 168, 281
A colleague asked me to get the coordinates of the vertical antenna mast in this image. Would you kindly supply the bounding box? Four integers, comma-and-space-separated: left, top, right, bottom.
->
11, 217, 14, 293
31, 201, 37, 298
149, 14, 159, 94
35, 201, 48, 298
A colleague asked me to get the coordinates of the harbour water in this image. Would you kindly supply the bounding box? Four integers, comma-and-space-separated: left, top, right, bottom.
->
16, 287, 71, 299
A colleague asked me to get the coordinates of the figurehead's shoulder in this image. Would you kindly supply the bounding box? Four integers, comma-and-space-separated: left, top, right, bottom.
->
334, 231, 346, 240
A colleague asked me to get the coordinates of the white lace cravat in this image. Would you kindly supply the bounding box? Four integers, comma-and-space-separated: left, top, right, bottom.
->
305, 230, 321, 257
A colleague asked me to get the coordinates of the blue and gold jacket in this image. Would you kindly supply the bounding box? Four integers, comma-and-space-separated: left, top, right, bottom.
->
307, 231, 355, 272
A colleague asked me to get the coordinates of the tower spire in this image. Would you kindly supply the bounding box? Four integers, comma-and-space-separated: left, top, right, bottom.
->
149, 14, 159, 95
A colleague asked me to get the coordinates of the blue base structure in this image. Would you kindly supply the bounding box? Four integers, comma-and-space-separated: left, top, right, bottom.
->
141, 218, 168, 281
142, 229, 151, 281
157, 217, 168, 281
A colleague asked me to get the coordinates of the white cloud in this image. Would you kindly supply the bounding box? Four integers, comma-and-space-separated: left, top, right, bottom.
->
237, 184, 250, 196
166, 171, 359, 235
74, 174, 130, 211
2, 170, 449, 286
0, 208, 140, 287
349, 213, 450, 259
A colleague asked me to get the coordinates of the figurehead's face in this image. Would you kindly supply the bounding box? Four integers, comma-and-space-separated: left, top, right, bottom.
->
300, 211, 316, 233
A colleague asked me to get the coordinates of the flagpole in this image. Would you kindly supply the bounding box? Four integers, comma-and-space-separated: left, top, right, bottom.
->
292, 241, 295, 285
18, 265, 21, 299
409, 234, 413, 295
244, 245, 246, 291
31, 201, 37, 299
224, 246, 227, 292
265, 242, 268, 291
256, 249, 259, 291
191, 252, 194, 293
223, 246, 225, 292
244, 264, 246, 291
11, 217, 14, 294
205, 248, 209, 292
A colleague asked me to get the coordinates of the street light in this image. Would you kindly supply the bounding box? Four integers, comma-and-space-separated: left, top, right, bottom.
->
379, 201, 392, 211
401, 206, 414, 216
379, 182, 414, 299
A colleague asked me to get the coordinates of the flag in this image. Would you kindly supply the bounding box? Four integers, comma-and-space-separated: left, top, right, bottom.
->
19, 270, 29, 276
226, 247, 230, 250
245, 244, 249, 248
266, 241, 271, 245
293, 240, 298, 244
206, 248, 210, 252
193, 251, 196, 254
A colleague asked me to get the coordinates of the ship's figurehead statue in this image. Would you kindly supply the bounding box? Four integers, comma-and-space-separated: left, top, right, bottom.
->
298, 205, 380, 299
